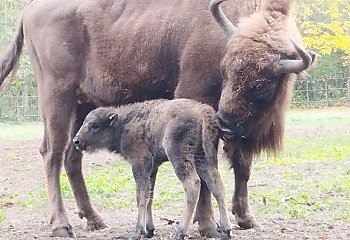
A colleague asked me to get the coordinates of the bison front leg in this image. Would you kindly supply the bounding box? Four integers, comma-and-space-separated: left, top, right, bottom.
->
196, 163, 232, 240
38, 90, 83, 238
193, 181, 221, 237
229, 148, 259, 229
64, 104, 108, 232
64, 144, 108, 231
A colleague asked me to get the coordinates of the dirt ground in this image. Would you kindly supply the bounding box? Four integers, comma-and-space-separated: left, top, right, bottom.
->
0, 139, 349, 240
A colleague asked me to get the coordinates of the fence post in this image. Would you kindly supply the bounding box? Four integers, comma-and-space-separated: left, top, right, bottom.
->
347, 77, 350, 107
325, 80, 329, 107
306, 80, 310, 108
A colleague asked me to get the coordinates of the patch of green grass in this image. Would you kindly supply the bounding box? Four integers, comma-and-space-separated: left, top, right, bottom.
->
153, 163, 184, 210
286, 109, 350, 132
6, 152, 21, 161
59, 162, 137, 209
63, 161, 186, 210
256, 133, 350, 167
0, 208, 5, 223
0, 122, 43, 141
283, 134, 350, 162
250, 163, 350, 221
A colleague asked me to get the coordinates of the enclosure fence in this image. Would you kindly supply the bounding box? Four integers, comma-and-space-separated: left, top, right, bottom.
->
0, 0, 350, 122
0, 77, 349, 123
291, 76, 350, 108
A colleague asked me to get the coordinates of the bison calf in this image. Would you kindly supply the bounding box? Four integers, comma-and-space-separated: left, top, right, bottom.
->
73, 99, 231, 240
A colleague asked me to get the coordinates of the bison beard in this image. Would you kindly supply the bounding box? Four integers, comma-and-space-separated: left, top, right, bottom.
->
0, 0, 315, 238
212, 0, 314, 228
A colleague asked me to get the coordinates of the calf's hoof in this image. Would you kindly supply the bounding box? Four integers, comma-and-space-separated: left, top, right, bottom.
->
236, 216, 260, 229
129, 235, 141, 240
52, 226, 75, 238
129, 228, 146, 240
129, 232, 142, 240
85, 219, 109, 231
200, 228, 221, 238
173, 232, 187, 240
144, 228, 155, 238
197, 218, 221, 238
219, 228, 231, 240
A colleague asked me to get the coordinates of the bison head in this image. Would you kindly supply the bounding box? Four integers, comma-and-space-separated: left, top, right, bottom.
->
210, 0, 315, 152
73, 107, 121, 153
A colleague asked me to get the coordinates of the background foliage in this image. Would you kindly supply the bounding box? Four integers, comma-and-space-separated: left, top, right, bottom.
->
0, 0, 349, 122
295, 0, 350, 65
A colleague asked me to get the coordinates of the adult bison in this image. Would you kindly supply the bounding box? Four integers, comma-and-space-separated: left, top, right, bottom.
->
0, 0, 314, 238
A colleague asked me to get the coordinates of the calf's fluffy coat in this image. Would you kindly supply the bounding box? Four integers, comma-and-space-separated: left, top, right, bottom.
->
73, 99, 231, 239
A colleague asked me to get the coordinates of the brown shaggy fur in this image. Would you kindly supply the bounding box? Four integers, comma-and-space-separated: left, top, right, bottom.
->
73, 99, 231, 239
214, 0, 314, 229
219, 0, 305, 157
0, 0, 313, 236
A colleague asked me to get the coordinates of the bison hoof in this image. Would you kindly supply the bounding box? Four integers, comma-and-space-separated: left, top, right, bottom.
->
237, 217, 260, 230
52, 226, 75, 238
144, 229, 155, 238
129, 232, 142, 240
200, 228, 221, 238
197, 218, 220, 238
85, 219, 109, 231
173, 232, 187, 240
219, 228, 231, 240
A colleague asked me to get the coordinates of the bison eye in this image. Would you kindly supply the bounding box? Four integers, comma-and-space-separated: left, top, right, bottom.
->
90, 123, 100, 131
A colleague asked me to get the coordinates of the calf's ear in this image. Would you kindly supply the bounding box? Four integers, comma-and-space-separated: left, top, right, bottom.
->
109, 113, 118, 126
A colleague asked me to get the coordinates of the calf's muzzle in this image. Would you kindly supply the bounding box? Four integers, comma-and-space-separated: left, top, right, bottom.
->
72, 136, 86, 151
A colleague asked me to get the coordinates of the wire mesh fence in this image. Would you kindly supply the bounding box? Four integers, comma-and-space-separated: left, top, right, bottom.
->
0, 0, 349, 123
0, 93, 40, 122
0, 76, 349, 123
291, 76, 350, 108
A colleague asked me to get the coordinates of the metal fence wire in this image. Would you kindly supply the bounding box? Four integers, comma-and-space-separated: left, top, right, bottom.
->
0, 76, 349, 123
0, 93, 40, 122
292, 76, 350, 108
0, 0, 349, 122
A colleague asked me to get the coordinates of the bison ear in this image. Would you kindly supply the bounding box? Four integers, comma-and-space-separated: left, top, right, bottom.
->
108, 113, 118, 126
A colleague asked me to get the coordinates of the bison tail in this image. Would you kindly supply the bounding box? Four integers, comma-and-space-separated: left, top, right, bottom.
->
0, 5, 26, 89
201, 106, 220, 166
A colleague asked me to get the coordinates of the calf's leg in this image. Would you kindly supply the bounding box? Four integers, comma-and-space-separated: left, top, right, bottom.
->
173, 162, 201, 240
144, 167, 159, 238
176, 64, 222, 238
130, 164, 149, 240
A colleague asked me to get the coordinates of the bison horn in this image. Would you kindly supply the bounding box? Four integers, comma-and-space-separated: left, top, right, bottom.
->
278, 39, 314, 74
209, 0, 237, 38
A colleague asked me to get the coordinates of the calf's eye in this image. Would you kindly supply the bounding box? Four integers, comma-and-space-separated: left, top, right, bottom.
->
90, 124, 100, 131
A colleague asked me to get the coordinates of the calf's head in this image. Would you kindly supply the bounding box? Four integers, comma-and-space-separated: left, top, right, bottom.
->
73, 108, 120, 153
210, 0, 315, 143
